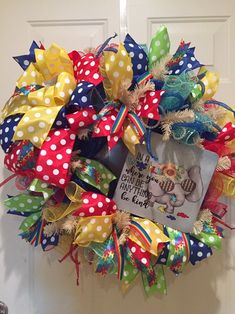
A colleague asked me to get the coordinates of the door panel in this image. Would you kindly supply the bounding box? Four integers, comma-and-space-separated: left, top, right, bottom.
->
127, 0, 235, 105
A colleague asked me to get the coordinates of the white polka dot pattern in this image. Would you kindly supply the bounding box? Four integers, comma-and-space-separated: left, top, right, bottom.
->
35, 129, 76, 188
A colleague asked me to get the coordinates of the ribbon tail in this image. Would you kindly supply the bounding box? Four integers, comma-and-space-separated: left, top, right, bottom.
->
112, 228, 124, 280
213, 216, 235, 230
129, 220, 152, 251
128, 112, 146, 138
111, 104, 128, 134
145, 129, 159, 161
0, 173, 17, 188
205, 100, 235, 118
96, 33, 118, 57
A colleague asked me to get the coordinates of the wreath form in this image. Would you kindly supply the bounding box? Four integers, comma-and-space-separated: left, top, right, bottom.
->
0, 26, 235, 296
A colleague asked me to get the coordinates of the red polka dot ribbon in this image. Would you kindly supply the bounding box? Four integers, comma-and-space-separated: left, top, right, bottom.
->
66, 108, 97, 131
204, 122, 235, 176
4, 140, 38, 178
127, 239, 157, 286
70, 52, 103, 86
216, 122, 235, 143
73, 192, 117, 217
128, 239, 151, 268
135, 90, 163, 120
35, 129, 76, 188
92, 107, 123, 150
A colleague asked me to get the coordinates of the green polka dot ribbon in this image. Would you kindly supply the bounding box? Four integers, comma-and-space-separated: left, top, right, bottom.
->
190, 83, 203, 103
4, 194, 44, 233
19, 211, 42, 232
142, 265, 167, 296
75, 157, 116, 195
148, 25, 170, 69
192, 223, 222, 250
4, 194, 44, 213
121, 261, 139, 289
29, 179, 54, 200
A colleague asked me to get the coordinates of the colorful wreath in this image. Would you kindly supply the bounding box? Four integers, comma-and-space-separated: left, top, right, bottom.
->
1, 26, 235, 296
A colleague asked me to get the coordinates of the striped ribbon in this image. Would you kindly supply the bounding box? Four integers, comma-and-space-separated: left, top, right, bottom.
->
182, 233, 190, 263
136, 71, 153, 85
111, 104, 128, 134
95, 101, 118, 119
112, 227, 124, 280
130, 220, 152, 251
128, 111, 146, 137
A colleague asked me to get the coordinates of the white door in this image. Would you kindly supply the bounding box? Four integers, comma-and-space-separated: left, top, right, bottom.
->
0, 1, 235, 314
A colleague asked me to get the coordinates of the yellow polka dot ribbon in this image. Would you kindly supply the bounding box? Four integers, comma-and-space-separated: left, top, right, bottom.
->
122, 123, 140, 155
3, 43, 76, 148
199, 66, 219, 101
128, 217, 169, 256
100, 43, 133, 100
74, 214, 114, 246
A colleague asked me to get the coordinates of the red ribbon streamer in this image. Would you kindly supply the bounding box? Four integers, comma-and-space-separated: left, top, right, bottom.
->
59, 243, 80, 285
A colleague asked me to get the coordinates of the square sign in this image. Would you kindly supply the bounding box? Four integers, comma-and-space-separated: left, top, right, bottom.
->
114, 133, 218, 233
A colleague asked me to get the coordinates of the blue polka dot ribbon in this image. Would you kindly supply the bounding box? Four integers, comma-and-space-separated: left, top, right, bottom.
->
124, 33, 148, 81
189, 236, 212, 265
0, 114, 23, 153
52, 107, 69, 129
167, 41, 202, 75
13, 41, 40, 70
68, 81, 98, 109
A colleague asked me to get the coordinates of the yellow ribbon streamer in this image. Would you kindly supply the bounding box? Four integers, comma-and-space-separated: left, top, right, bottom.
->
122, 123, 140, 155
128, 217, 170, 256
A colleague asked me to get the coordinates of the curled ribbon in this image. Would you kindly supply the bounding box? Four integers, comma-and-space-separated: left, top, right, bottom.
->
43, 181, 85, 222
95, 43, 164, 154
2, 43, 76, 148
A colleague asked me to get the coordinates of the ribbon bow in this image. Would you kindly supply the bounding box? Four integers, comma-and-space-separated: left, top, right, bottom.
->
122, 217, 169, 286
93, 43, 164, 153
4, 179, 57, 251
2, 43, 76, 148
